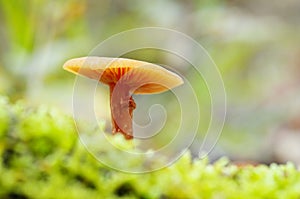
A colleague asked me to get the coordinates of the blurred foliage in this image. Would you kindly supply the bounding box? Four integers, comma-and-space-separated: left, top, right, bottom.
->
0, 0, 86, 53
1, 95, 300, 199
0, 0, 88, 100
0, 0, 300, 164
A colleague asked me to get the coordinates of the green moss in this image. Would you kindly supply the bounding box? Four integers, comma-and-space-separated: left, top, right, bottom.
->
0, 95, 300, 199
0, 97, 10, 138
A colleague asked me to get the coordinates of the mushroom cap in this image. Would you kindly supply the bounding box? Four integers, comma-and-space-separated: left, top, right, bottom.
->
63, 56, 183, 94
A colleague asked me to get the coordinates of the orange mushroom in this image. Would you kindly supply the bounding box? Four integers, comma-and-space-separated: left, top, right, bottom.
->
63, 56, 183, 139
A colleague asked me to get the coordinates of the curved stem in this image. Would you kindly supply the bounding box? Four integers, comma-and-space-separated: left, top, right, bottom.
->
109, 84, 136, 139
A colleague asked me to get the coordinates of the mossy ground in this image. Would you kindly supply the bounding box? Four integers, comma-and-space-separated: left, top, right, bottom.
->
0, 96, 300, 199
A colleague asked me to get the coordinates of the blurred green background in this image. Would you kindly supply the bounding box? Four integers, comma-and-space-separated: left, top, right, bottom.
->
1, 0, 300, 165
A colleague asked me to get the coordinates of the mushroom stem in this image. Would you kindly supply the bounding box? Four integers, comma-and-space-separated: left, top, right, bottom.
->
109, 84, 136, 139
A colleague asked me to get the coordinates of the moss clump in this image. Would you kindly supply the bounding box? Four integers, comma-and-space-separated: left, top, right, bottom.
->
0, 95, 300, 199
